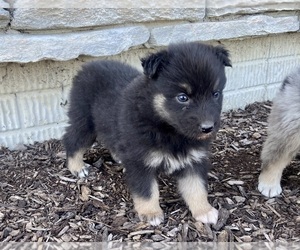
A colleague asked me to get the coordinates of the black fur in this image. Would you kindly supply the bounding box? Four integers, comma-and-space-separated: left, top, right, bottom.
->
63, 42, 231, 224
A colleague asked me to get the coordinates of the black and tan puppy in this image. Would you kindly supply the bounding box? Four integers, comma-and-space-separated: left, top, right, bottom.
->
63, 42, 231, 226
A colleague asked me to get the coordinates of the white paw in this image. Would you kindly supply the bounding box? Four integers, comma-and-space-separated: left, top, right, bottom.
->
111, 153, 122, 164
138, 211, 164, 226
76, 164, 90, 178
258, 180, 282, 198
149, 214, 164, 226
195, 207, 218, 224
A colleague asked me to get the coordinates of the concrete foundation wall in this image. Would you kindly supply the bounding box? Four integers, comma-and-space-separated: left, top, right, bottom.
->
0, 1, 300, 149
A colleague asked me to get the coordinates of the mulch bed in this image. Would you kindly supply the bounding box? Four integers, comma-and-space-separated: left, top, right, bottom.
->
0, 101, 299, 243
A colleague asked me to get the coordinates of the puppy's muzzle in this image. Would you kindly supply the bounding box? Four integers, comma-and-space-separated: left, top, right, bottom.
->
200, 122, 214, 134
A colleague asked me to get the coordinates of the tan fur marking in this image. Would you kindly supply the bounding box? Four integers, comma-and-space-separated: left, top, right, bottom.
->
213, 78, 220, 90
132, 180, 163, 225
67, 150, 85, 174
178, 174, 217, 223
153, 94, 172, 121
180, 83, 192, 95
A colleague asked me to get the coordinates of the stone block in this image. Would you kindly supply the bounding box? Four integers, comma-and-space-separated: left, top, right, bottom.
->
13, 0, 204, 8
0, 8, 10, 29
0, 0, 9, 8
0, 26, 150, 63
225, 61, 268, 92
268, 33, 300, 58
149, 15, 299, 46
220, 36, 271, 63
0, 94, 20, 132
207, 0, 300, 17
265, 83, 281, 101
11, 8, 203, 30
266, 57, 300, 84
17, 89, 66, 128
223, 86, 266, 111
0, 123, 67, 149
0, 60, 82, 94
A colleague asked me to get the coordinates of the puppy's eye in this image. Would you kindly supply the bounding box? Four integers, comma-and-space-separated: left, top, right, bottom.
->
177, 93, 189, 103
213, 91, 220, 99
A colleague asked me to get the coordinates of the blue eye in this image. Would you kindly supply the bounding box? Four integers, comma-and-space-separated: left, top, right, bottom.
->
177, 93, 189, 103
213, 91, 220, 99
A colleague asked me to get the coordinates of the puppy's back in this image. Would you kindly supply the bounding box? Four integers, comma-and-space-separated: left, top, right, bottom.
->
70, 60, 140, 106
66, 60, 141, 142
269, 67, 300, 128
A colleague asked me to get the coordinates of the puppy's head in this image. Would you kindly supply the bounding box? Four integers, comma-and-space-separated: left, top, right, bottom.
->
141, 42, 231, 140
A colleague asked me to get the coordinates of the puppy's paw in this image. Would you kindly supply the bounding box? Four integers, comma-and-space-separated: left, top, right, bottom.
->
258, 178, 282, 198
67, 151, 90, 178
258, 172, 282, 197
194, 207, 218, 224
111, 153, 122, 165
132, 181, 163, 226
138, 209, 164, 226
70, 163, 90, 178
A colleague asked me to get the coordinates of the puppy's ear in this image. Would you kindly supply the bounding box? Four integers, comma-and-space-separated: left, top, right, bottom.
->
281, 76, 292, 91
141, 50, 168, 79
215, 46, 232, 67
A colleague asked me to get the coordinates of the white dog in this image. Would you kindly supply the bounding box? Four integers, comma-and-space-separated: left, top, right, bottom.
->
259, 67, 300, 197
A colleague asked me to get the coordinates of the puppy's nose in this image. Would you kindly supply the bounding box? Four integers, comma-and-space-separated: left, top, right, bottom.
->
201, 123, 214, 133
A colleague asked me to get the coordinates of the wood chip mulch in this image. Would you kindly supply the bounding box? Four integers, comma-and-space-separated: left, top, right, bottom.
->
0, 101, 299, 243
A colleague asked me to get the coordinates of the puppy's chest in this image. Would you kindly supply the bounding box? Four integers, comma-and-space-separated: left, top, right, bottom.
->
144, 148, 208, 174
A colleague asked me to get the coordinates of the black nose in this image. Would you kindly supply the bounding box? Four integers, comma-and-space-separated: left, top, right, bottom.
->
201, 124, 214, 133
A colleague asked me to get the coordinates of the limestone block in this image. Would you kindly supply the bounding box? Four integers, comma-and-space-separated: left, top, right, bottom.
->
268, 33, 300, 58
266, 57, 300, 84
14, 0, 203, 8
0, 124, 67, 149
149, 15, 299, 46
11, 8, 204, 30
0, 0, 9, 8
0, 60, 82, 94
0, 8, 10, 29
207, 0, 300, 16
0, 26, 150, 63
225, 61, 268, 92
0, 94, 20, 132
223, 86, 266, 111
17, 89, 66, 128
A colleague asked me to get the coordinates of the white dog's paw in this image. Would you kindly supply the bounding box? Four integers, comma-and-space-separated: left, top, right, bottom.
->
195, 207, 219, 224
258, 171, 282, 197
258, 179, 282, 198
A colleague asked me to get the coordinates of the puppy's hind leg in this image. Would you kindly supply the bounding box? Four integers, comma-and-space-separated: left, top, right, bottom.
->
259, 127, 300, 197
63, 122, 96, 178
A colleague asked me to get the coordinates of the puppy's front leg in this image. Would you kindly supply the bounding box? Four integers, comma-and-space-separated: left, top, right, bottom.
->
125, 167, 164, 226
177, 171, 218, 224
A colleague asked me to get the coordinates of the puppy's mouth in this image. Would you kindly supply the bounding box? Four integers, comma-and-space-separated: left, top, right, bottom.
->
196, 131, 216, 140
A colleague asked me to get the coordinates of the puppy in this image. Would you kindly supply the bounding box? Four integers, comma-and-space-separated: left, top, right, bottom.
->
259, 67, 300, 197
63, 42, 231, 225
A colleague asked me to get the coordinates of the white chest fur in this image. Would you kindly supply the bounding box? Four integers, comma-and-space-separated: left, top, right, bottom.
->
144, 149, 207, 174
